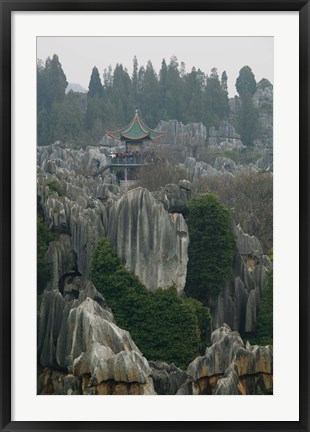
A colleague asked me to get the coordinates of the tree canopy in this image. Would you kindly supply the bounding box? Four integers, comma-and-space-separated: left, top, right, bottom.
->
185, 194, 236, 303
37, 54, 269, 148
90, 237, 211, 369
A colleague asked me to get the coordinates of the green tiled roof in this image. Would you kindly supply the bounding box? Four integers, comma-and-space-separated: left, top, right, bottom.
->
107, 110, 165, 141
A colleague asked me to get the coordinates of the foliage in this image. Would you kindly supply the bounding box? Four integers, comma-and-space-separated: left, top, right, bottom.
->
235, 65, 257, 97
90, 237, 211, 369
257, 78, 273, 90
54, 91, 84, 143
236, 92, 261, 147
249, 271, 273, 346
192, 172, 273, 252
88, 66, 103, 98
204, 68, 229, 128
45, 179, 65, 197
185, 194, 236, 303
37, 216, 55, 294
133, 160, 190, 191
37, 53, 271, 150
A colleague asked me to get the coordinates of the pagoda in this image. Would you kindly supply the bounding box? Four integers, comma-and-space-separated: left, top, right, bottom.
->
106, 109, 166, 182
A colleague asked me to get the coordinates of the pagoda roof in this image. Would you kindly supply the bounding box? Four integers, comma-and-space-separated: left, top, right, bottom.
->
107, 110, 166, 141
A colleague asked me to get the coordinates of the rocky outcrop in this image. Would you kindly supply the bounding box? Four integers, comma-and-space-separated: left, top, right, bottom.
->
157, 119, 207, 149
149, 361, 188, 395
182, 156, 258, 179
208, 121, 244, 152
37, 234, 156, 395
37, 143, 108, 176
211, 224, 272, 335
38, 145, 189, 293
108, 187, 188, 293
177, 324, 272, 395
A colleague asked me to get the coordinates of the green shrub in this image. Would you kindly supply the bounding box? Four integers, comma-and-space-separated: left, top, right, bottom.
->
185, 193, 236, 303
90, 237, 211, 369
250, 271, 273, 346
46, 179, 65, 197
37, 216, 55, 294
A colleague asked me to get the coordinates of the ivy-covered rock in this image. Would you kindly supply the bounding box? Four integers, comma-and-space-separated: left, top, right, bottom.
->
185, 193, 236, 302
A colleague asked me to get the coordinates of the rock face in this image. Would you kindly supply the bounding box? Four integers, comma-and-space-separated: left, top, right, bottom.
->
37, 235, 156, 395
108, 187, 188, 293
211, 224, 272, 335
157, 119, 207, 149
178, 324, 272, 395
149, 361, 188, 395
37, 143, 108, 175
37, 146, 189, 293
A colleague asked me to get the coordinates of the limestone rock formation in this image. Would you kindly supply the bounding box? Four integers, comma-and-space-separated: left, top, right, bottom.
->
149, 361, 188, 395
211, 224, 272, 335
38, 146, 189, 293
37, 143, 108, 176
38, 241, 156, 394
178, 324, 272, 395
157, 119, 207, 148
108, 187, 188, 293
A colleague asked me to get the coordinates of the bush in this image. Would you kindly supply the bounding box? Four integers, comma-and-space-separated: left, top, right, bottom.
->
37, 216, 55, 294
185, 193, 236, 303
45, 179, 65, 197
250, 271, 273, 346
90, 237, 211, 369
192, 172, 273, 252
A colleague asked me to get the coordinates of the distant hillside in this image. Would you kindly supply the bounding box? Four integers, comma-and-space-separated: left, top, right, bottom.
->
66, 82, 87, 94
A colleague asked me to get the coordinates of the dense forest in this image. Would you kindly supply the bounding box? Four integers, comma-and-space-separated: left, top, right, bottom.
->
37, 54, 272, 147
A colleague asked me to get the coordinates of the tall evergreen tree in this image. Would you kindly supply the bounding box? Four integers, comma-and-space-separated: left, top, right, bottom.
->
112, 64, 134, 124
88, 66, 103, 99
204, 68, 229, 128
236, 65, 257, 97
43, 54, 68, 110
132, 56, 139, 107
165, 56, 184, 121
183, 67, 205, 123
236, 92, 261, 147
54, 91, 84, 143
37, 54, 67, 145
221, 70, 228, 94
140, 60, 160, 126
159, 59, 168, 120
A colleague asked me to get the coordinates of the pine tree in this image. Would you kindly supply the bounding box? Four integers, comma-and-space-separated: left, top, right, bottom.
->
88, 66, 103, 99
204, 68, 229, 128
236, 65, 257, 97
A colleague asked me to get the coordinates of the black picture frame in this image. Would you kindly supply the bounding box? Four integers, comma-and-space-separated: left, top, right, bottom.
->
1, 1, 309, 431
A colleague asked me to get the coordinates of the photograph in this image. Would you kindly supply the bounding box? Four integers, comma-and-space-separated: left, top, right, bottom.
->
36, 35, 274, 396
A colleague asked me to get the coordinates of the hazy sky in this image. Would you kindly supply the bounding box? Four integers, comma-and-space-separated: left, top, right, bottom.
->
37, 36, 273, 97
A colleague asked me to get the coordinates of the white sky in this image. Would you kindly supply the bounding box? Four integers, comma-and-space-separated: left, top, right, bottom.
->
37, 36, 273, 97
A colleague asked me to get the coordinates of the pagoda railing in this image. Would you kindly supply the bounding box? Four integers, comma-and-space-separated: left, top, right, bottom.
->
108, 154, 153, 166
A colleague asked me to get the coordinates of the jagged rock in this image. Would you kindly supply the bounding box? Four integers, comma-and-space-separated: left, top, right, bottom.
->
56, 297, 140, 371
88, 350, 151, 385
208, 121, 244, 152
183, 324, 272, 395
178, 179, 191, 191
182, 156, 258, 179
162, 183, 191, 214
234, 223, 263, 256
157, 119, 207, 148
38, 174, 107, 279
149, 361, 188, 395
38, 233, 156, 395
256, 148, 273, 171
37, 143, 108, 176
107, 187, 188, 293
